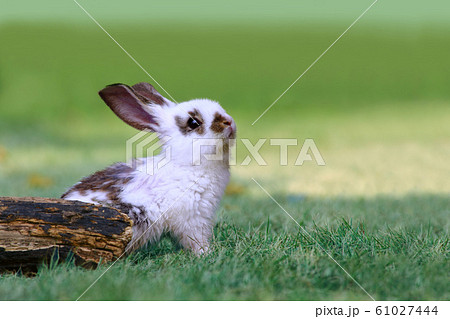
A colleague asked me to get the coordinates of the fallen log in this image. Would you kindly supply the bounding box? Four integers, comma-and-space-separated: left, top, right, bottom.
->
0, 197, 132, 273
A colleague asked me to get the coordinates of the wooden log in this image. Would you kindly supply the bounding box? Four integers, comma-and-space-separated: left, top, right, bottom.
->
0, 197, 132, 273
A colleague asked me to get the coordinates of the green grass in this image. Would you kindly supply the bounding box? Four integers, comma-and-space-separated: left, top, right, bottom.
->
1, 194, 448, 300
0, 21, 449, 300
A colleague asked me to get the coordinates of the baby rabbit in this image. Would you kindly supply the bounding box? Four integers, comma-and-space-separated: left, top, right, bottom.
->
62, 82, 236, 254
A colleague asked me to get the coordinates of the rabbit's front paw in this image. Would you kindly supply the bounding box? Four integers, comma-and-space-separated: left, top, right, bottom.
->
192, 244, 209, 256
177, 232, 210, 256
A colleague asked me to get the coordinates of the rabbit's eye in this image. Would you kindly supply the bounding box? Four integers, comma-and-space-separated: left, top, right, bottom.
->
187, 117, 201, 130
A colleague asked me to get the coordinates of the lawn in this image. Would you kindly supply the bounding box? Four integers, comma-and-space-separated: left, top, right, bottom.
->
0, 18, 449, 300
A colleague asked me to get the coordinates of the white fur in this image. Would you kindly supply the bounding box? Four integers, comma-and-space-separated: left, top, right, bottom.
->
63, 91, 235, 255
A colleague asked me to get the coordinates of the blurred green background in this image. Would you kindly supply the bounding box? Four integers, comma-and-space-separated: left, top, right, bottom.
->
0, 0, 449, 300
0, 0, 449, 197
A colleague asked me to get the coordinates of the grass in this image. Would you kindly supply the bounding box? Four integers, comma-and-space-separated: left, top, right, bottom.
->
1, 195, 448, 300
0, 21, 449, 300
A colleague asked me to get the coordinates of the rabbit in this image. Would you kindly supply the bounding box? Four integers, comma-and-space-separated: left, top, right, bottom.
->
62, 82, 236, 255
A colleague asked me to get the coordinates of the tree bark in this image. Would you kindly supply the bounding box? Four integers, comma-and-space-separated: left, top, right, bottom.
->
0, 197, 132, 273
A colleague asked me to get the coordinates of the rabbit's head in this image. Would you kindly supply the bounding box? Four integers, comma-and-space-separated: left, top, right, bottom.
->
99, 82, 236, 166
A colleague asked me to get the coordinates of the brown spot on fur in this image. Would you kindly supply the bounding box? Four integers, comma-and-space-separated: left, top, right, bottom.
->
175, 108, 205, 135
175, 116, 187, 134
61, 163, 133, 200
210, 112, 229, 134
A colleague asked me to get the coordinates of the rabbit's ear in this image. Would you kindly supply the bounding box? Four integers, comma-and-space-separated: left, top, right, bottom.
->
132, 82, 174, 107
99, 84, 159, 131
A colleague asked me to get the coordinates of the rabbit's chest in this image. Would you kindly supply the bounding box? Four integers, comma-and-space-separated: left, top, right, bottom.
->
122, 167, 229, 222
163, 175, 226, 219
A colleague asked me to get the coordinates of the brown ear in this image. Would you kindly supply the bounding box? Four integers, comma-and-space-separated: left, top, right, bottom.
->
99, 84, 158, 131
132, 82, 170, 106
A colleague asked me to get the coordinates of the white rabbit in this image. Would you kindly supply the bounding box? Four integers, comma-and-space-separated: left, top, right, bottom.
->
62, 82, 236, 254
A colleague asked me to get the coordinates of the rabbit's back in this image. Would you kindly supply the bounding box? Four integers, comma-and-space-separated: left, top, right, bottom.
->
61, 163, 133, 205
